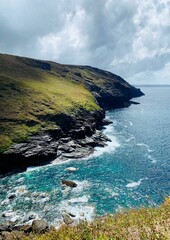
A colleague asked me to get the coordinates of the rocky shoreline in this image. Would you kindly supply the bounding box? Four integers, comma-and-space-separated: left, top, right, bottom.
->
0, 100, 143, 177
0, 109, 113, 176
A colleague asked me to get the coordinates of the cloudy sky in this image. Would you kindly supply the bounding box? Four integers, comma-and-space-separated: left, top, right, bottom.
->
0, 0, 170, 84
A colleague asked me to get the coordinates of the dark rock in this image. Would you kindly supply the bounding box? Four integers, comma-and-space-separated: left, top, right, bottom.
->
0, 222, 15, 232
8, 194, 16, 200
74, 72, 82, 78
129, 100, 140, 105
47, 127, 63, 139
32, 220, 49, 234
26, 59, 51, 71
79, 138, 95, 147
102, 119, 113, 125
60, 137, 71, 143
61, 180, 77, 188
70, 127, 86, 139
84, 125, 94, 136
58, 145, 74, 153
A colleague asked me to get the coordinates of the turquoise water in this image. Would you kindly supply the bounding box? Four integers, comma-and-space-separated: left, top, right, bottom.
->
0, 86, 170, 226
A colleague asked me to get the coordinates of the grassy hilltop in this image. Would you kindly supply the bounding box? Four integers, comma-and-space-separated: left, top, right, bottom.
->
0, 53, 142, 153
0, 54, 100, 152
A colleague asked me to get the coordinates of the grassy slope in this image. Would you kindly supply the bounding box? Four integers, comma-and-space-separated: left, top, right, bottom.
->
0, 54, 100, 152
22, 198, 170, 240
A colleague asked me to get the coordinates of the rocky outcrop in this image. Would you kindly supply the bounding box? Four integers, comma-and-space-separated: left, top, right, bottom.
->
0, 109, 108, 175
32, 220, 49, 233
62, 213, 74, 224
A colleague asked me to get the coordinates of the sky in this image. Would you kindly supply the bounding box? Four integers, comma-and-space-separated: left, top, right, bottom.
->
0, 0, 170, 84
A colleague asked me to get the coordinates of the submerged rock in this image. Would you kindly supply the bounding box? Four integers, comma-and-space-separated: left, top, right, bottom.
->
61, 180, 77, 188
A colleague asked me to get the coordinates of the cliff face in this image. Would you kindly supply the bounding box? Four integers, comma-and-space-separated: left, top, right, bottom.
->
64, 65, 144, 109
0, 53, 144, 174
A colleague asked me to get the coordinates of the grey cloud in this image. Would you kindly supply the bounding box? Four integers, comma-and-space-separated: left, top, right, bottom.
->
0, 0, 169, 84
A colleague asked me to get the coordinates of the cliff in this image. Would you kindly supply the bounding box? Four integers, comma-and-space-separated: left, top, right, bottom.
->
0, 53, 144, 174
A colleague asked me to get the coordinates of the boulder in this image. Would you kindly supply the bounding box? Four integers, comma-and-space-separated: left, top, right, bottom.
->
62, 213, 74, 224
32, 220, 49, 233
61, 180, 77, 188
1, 231, 14, 240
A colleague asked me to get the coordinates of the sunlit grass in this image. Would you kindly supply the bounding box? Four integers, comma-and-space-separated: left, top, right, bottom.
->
0, 56, 100, 152
22, 198, 170, 240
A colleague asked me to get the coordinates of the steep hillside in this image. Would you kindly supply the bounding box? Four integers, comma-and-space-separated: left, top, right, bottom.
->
0, 53, 143, 173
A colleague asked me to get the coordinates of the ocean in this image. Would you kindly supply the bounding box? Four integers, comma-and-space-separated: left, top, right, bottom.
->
0, 86, 170, 226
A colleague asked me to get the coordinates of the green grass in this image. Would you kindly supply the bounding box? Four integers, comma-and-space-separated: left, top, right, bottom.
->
0, 54, 100, 152
22, 198, 170, 240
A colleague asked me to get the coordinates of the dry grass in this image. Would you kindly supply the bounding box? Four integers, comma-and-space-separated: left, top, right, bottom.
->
22, 198, 170, 240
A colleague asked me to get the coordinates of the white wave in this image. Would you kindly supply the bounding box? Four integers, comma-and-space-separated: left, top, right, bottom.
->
125, 135, 135, 143
14, 185, 28, 195
2, 210, 28, 224
146, 154, 157, 163
136, 143, 154, 153
68, 195, 90, 203
16, 177, 24, 183
126, 178, 147, 188
71, 180, 90, 193
61, 180, 90, 198
31, 191, 50, 203
105, 188, 119, 197
115, 205, 124, 213
57, 199, 95, 225
26, 166, 41, 172
84, 125, 120, 160
129, 121, 133, 126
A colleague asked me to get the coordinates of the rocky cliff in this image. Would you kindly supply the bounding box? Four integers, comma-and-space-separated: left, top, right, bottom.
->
0, 53, 144, 174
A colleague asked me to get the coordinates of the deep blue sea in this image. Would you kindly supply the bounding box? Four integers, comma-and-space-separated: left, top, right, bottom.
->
0, 86, 170, 226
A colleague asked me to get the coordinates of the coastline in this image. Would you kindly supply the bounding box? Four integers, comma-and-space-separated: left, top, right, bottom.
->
0, 100, 141, 177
